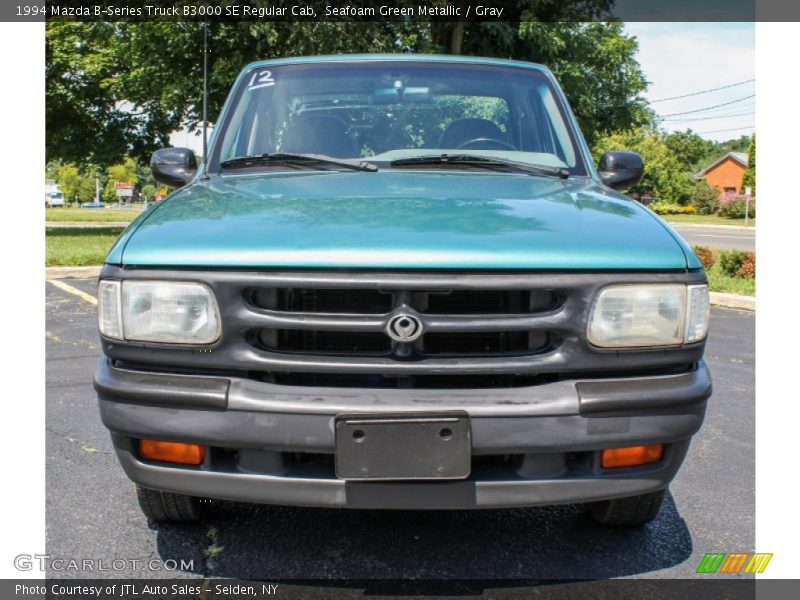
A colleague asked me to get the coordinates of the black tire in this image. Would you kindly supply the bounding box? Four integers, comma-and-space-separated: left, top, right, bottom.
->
135, 484, 204, 523
587, 489, 666, 526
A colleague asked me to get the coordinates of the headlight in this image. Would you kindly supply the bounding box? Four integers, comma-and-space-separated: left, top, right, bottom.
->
98, 280, 221, 345
587, 283, 709, 348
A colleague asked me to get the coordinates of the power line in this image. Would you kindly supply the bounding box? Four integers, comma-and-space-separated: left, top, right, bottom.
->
662, 110, 755, 122
682, 102, 755, 116
661, 95, 755, 117
694, 125, 754, 135
650, 78, 754, 103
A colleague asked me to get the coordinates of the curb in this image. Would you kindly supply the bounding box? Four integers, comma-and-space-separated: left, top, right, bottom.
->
46, 266, 101, 280
710, 292, 755, 311
46, 222, 130, 228
666, 222, 755, 232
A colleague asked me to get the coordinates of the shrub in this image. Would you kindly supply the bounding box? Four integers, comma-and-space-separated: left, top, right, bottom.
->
649, 202, 697, 215
692, 180, 720, 215
692, 246, 716, 270
718, 199, 755, 219
736, 252, 756, 278
718, 250, 755, 278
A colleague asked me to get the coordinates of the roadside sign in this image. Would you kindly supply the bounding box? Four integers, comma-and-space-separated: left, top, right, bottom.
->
115, 182, 135, 198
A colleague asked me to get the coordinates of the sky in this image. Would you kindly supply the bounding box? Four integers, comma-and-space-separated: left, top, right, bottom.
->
170, 22, 756, 152
624, 22, 755, 142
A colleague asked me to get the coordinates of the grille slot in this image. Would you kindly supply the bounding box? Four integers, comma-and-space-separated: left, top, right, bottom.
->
256, 329, 392, 355
253, 328, 553, 358
249, 287, 392, 314
423, 290, 558, 314
422, 331, 551, 356
269, 372, 556, 389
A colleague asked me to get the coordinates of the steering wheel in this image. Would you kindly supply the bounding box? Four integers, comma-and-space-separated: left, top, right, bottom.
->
457, 138, 517, 151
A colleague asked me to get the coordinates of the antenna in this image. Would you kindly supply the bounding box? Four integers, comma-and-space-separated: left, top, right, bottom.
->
202, 21, 208, 165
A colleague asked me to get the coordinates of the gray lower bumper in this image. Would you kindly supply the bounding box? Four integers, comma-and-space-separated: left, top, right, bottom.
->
95, 360, 711, 509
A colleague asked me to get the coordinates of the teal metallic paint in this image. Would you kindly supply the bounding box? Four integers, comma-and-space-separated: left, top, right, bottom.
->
114, 171, 690, 270
105, 200, 170, 265
112, 55, 696, 271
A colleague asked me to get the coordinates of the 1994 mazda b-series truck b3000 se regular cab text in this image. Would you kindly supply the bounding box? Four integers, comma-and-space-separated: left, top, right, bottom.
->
94, 55, 712, 527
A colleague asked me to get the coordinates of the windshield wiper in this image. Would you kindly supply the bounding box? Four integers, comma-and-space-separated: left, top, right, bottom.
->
220, 153, 378, 172
390, 154, 569, 178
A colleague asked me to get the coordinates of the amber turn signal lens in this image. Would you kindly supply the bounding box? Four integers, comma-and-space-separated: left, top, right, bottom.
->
139, 439, 205, 465
601, 444, 663, 469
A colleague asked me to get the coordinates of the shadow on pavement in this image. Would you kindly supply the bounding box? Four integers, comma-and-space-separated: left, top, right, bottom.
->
152, 492, 692, 584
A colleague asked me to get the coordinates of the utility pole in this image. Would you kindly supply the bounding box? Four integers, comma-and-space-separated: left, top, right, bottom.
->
744, 186, 751, 227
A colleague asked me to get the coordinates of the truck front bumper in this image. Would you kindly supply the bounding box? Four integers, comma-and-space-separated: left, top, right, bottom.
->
95, 360, 711, 510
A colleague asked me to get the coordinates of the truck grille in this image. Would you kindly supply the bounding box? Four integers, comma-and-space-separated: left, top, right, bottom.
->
245, 286, 560, 360
101, 269, 708, 389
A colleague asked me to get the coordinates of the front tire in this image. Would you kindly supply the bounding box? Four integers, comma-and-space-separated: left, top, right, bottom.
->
135, 484, 204, 522
587, 489, 666, 526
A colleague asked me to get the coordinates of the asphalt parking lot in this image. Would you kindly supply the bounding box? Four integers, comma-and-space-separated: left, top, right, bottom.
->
45, 277, 754, 587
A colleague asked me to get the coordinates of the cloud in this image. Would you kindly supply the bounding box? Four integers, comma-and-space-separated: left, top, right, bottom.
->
624, 22, 755, 141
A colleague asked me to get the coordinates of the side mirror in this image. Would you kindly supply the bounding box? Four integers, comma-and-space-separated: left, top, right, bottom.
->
598, 151, 644, 191
150, 147, 197, 188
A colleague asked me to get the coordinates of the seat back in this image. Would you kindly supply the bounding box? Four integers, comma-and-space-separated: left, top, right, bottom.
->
281, 115, 359, 158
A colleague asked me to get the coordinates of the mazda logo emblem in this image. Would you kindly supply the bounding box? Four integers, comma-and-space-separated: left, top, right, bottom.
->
385, 313, 424, 342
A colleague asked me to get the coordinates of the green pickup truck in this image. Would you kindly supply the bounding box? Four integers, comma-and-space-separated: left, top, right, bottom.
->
94, 54, 711, 526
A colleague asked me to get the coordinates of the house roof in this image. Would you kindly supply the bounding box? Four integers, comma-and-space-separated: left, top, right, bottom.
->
697, 152, 749, 177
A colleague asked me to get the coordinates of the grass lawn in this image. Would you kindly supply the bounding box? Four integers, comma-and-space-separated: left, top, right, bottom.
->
45, 207, 143, 223
46, 227, 124, 266
706, 261, 755, 296
664, 214, 755, 227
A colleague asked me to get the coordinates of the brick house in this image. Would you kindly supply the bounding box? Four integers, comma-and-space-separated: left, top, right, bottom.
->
696, 152, 749, 196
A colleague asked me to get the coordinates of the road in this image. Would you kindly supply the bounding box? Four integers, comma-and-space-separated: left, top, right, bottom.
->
45, 278, 754, 588
671, 224, 755, 251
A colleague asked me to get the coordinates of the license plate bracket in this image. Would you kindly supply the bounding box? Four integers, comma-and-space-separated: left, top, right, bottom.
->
335, 412, 471, 481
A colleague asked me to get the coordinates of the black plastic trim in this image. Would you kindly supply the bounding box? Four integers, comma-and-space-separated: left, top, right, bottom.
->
98, 266, 708, 380
93, 362, 229, 409
577, 365, 712, 414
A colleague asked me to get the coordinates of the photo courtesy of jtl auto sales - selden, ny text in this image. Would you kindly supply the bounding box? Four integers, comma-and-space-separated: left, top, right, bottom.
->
1, 1, 799, 599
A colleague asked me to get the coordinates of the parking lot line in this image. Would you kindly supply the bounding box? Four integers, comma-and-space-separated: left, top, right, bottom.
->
48, 279, 97, 306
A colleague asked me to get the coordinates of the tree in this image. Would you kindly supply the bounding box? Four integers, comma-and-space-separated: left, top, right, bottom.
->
692, 180, 720, 215
514, 22, 651, 145
664, 130, 716, 174
593, 129, 693, 204
715, 134, 751, 155
141, 184, 157, 202
46, 160, 62, 182
741, 134, 756, 195
46, 12, 650, 166
56, 163, 82, 204
77, 174, 98, 204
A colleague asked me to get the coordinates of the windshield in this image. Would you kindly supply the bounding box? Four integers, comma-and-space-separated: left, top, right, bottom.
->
212, 60, 587, 175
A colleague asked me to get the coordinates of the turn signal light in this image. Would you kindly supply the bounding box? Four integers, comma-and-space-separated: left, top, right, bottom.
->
139, 439, 205, 466
601, 444, 663, 469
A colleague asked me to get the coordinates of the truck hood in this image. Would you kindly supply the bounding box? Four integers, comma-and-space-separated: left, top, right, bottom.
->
115, 171, 690, 270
